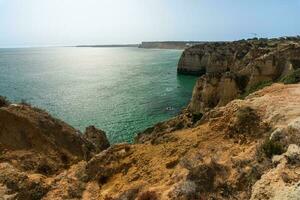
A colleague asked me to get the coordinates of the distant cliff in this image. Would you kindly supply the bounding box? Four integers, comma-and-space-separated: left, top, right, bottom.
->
139, 41, 203, 49
76, 44, 139, 48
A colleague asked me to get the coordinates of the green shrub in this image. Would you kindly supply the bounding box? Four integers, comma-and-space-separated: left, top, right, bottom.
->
280, 69, 300, 84
191, 113, 203, 124
228, 106, 261, 137
240, 80, 273, 99
262, 139, 284, 158
0, 96, 10, 107
20, 99, 31, 106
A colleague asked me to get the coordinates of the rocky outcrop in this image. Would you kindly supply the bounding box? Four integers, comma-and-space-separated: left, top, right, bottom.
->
0, 101, 110, 177
178, 37, 300, 113
83, 126, 110, 153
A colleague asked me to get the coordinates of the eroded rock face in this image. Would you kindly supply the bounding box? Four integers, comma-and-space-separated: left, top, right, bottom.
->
179, 37, 300, 113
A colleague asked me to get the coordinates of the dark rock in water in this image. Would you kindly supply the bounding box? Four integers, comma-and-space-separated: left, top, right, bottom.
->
165, 106, 174, 111
83, 125, 110, 153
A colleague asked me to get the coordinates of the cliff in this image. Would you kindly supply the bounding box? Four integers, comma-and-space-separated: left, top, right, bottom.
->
76, 44, 139, 48
1, 83, 300, 199
139, 41, 204, 49
177, 37, 300, 113
1, 37, 300, 200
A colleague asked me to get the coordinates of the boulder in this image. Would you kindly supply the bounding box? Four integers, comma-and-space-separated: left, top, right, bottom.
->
285, 144, 300, 164
83, 125, 110, 153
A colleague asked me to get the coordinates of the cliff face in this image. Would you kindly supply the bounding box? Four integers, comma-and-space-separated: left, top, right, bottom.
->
178, 37, 300, 113
0, 102, 110, 199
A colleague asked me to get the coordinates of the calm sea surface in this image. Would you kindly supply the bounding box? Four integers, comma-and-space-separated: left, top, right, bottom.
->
0, 47, 197, 143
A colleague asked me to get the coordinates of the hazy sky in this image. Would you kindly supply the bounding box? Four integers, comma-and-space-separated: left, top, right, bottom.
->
1, 0, 300, 47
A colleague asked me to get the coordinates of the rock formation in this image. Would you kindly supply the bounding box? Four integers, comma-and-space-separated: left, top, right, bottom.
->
83, 126, 110, 153
0, 102, 110, 199
178, 37, 300, 113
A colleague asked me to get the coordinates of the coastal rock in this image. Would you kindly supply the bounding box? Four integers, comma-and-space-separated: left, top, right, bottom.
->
0, 104, 97, 174
178, 38, 300, 113
83, 125, 110, 153
188, 72, 240, 113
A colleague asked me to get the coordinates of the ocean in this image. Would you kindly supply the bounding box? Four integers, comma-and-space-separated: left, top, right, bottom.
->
0, 47, 197, 143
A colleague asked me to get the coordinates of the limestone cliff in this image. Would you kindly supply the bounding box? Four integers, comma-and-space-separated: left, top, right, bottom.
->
178, 37, 300, 113
139, 41, 203, 49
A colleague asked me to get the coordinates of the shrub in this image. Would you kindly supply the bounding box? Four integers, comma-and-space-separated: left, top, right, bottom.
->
20, 99, 31, 106
280, 69, 300, 84
235, 75, 249, 91
228, 106, 261, 137
262, 139, 284, 158
0, 96, 10, 107
174, 121, 185, 130
240, 80, 273, 99
137, 191, 158, 200
191, 113, 203, 124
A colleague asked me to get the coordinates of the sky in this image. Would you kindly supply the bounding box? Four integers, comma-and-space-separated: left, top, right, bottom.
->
0, 0, 300, 47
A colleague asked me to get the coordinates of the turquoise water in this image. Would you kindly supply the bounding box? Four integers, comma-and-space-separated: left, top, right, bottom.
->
0, 47, 197, 143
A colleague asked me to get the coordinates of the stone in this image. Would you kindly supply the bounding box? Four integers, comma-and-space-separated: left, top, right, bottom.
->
269, 128, 286, 142
272, 155, 284, 165
83, 125, 110, 153
285, 144, 300, 164
288, 117, 300, 135
168, 181, 197, 200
